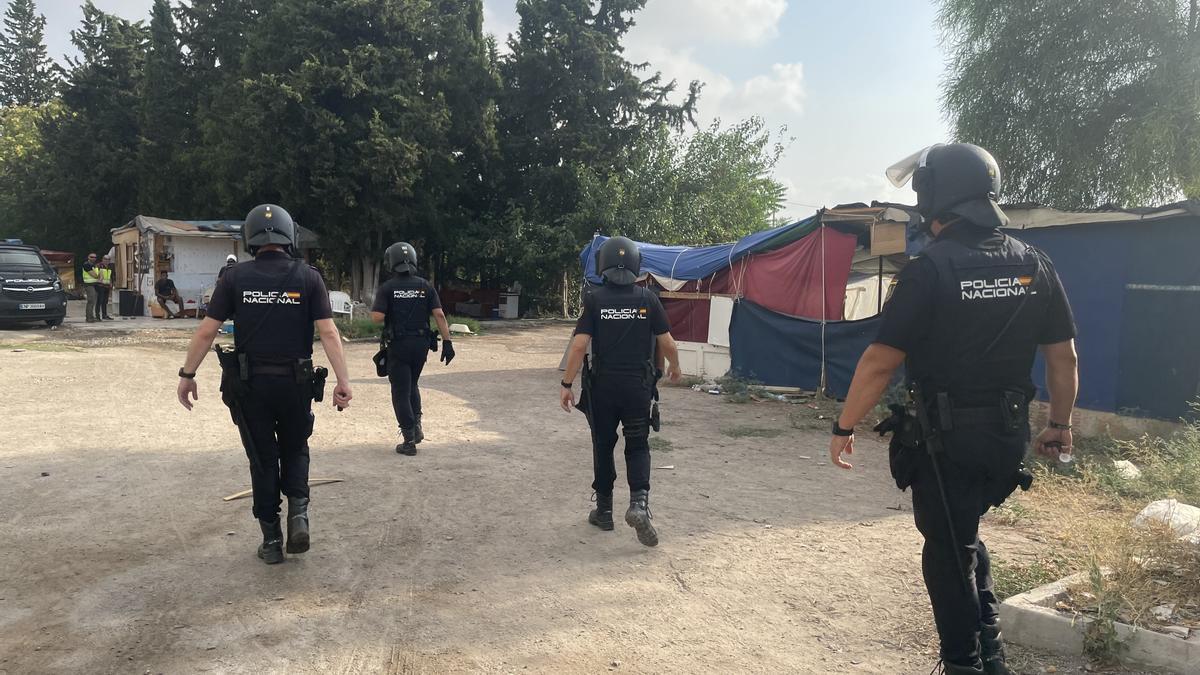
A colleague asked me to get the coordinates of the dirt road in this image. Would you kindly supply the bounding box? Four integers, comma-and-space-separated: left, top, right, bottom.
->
0, 321, 1140, 674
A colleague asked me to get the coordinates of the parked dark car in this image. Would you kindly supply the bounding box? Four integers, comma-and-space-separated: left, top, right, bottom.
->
0, 241, 68, 327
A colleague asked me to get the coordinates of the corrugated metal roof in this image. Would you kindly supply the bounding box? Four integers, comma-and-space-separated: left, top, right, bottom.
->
111, 215, 319, 246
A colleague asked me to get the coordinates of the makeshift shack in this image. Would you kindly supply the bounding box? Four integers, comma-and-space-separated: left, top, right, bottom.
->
109, 216, 319, 316
39, 250, 78, 297
578, 205, 912, 395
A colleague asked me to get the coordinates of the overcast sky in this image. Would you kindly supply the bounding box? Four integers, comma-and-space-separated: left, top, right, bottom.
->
26, 0, 952, 220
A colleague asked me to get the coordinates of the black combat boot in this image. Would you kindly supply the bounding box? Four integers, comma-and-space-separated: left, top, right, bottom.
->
625, 489, 658, 547
980, 623, 1012, 675
413, 414, 425, 444
396, 427, 417, 455
257, 519, 284, 564
286, 496, 310, 554
588, 492, 614, 531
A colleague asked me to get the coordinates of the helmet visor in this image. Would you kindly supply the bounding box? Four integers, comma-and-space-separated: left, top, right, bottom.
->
885, 145, 940, 188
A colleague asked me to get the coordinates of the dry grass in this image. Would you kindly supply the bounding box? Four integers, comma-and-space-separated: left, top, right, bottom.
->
994, 433, 1200, 662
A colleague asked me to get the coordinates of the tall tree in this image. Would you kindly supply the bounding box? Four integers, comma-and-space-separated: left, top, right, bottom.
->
35, 2, 147, 252
213, 0, 454, 300
941, 0, 1200, 208
496, 0, 700, 306
178, 0, 259, 213
620, 118, 788, 245
0, 0, 59, 106
419, 0, 501, 285
0, 102, 61, 242
137, 0, 194, 216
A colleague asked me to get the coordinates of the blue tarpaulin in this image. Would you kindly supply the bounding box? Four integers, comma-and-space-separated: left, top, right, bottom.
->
579, 216, 820, 284
728, 299, 882, 397
1009, 212, 1200, 418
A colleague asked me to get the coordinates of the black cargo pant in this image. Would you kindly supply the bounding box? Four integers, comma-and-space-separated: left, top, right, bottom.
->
587, 373, 653, 494
388, 336, 429, 430
97, 285, 112, 318
909, 422, 1027, 665
236, 375, 315, 522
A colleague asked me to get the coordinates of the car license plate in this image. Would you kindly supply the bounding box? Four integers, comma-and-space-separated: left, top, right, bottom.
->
19, 303, 46, 310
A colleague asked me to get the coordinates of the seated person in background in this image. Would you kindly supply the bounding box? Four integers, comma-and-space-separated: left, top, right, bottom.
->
155, 271, 185, 319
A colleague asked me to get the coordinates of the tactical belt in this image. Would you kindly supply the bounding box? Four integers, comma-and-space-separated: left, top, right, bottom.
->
925, 392, 1028, 432
248, 363, 296, 378
245, 356, 313, 381
931, 406, 1004, 428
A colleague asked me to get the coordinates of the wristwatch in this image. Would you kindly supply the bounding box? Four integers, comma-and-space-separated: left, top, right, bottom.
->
1048, 420, 1072, 430
178, 368, 196, 379
832, 420, 854, 437
561, 380, 573, 389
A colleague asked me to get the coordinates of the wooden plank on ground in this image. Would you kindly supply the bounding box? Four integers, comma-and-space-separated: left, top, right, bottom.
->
222, 478, 345, 502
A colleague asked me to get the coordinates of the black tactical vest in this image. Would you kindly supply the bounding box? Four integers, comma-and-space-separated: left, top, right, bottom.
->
385, 275, 433, 337
906, 228, 1052, 404
590, 285, 655, 375
228, 255, 314, 360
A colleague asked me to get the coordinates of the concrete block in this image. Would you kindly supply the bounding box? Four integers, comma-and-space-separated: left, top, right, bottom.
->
1000, 572, 1200, 673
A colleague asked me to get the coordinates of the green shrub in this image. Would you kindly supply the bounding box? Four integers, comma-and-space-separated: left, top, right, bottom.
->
334, 317, 383, 340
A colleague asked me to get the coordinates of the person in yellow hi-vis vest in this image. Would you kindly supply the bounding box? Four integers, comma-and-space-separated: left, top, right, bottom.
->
97, 256, 115, 321
81, 252, 102, 323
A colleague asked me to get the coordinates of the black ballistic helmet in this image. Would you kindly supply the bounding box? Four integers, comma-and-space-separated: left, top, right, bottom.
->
385, 241, 419, 275
243, 204, 296, 254
887, 143, 1008, 229
596, 236, 641, 285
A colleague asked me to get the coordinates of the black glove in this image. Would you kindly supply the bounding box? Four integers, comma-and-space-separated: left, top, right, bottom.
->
372, 348, 387, 377
440, 339, 455, 365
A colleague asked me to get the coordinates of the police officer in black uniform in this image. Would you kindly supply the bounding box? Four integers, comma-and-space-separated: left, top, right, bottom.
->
826, 144, 1079, 674
176, 204, 353, 565
371, 242, 455, 455
560, 237, 683, 547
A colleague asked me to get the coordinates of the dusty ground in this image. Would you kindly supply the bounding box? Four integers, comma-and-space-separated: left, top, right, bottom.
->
0, 308, 1160, 674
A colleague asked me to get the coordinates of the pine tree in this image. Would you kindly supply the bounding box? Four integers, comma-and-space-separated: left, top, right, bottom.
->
212, 0, 455, 300
138, 0, 194, 216
36, 1, 147, 254
0, 0, 60, 106
495, 0, 700, 301
417, 0, 502, 283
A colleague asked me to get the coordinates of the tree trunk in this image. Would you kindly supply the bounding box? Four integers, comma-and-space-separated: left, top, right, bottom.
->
355, 255, 379, 305
367, 257, 379, 303
350, 257, 362, 303
562, 269, 569, 318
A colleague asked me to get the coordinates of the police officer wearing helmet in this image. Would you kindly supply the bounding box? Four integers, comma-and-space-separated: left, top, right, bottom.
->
561, 236, 683, 547
370, 242, 454, 455
176, 204, 353, 565
827, 144, 1079, 674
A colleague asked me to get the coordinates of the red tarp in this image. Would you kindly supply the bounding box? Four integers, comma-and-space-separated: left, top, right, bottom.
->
653, 227, 858, 342
663, 298, 711, 343
735, 227, 857, 319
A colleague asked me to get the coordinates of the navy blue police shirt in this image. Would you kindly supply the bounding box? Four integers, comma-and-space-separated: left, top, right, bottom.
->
875, 223, 1076, 404
206, 251, 332, 360
575, 284, 670, 374
371, 275, 441, 337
